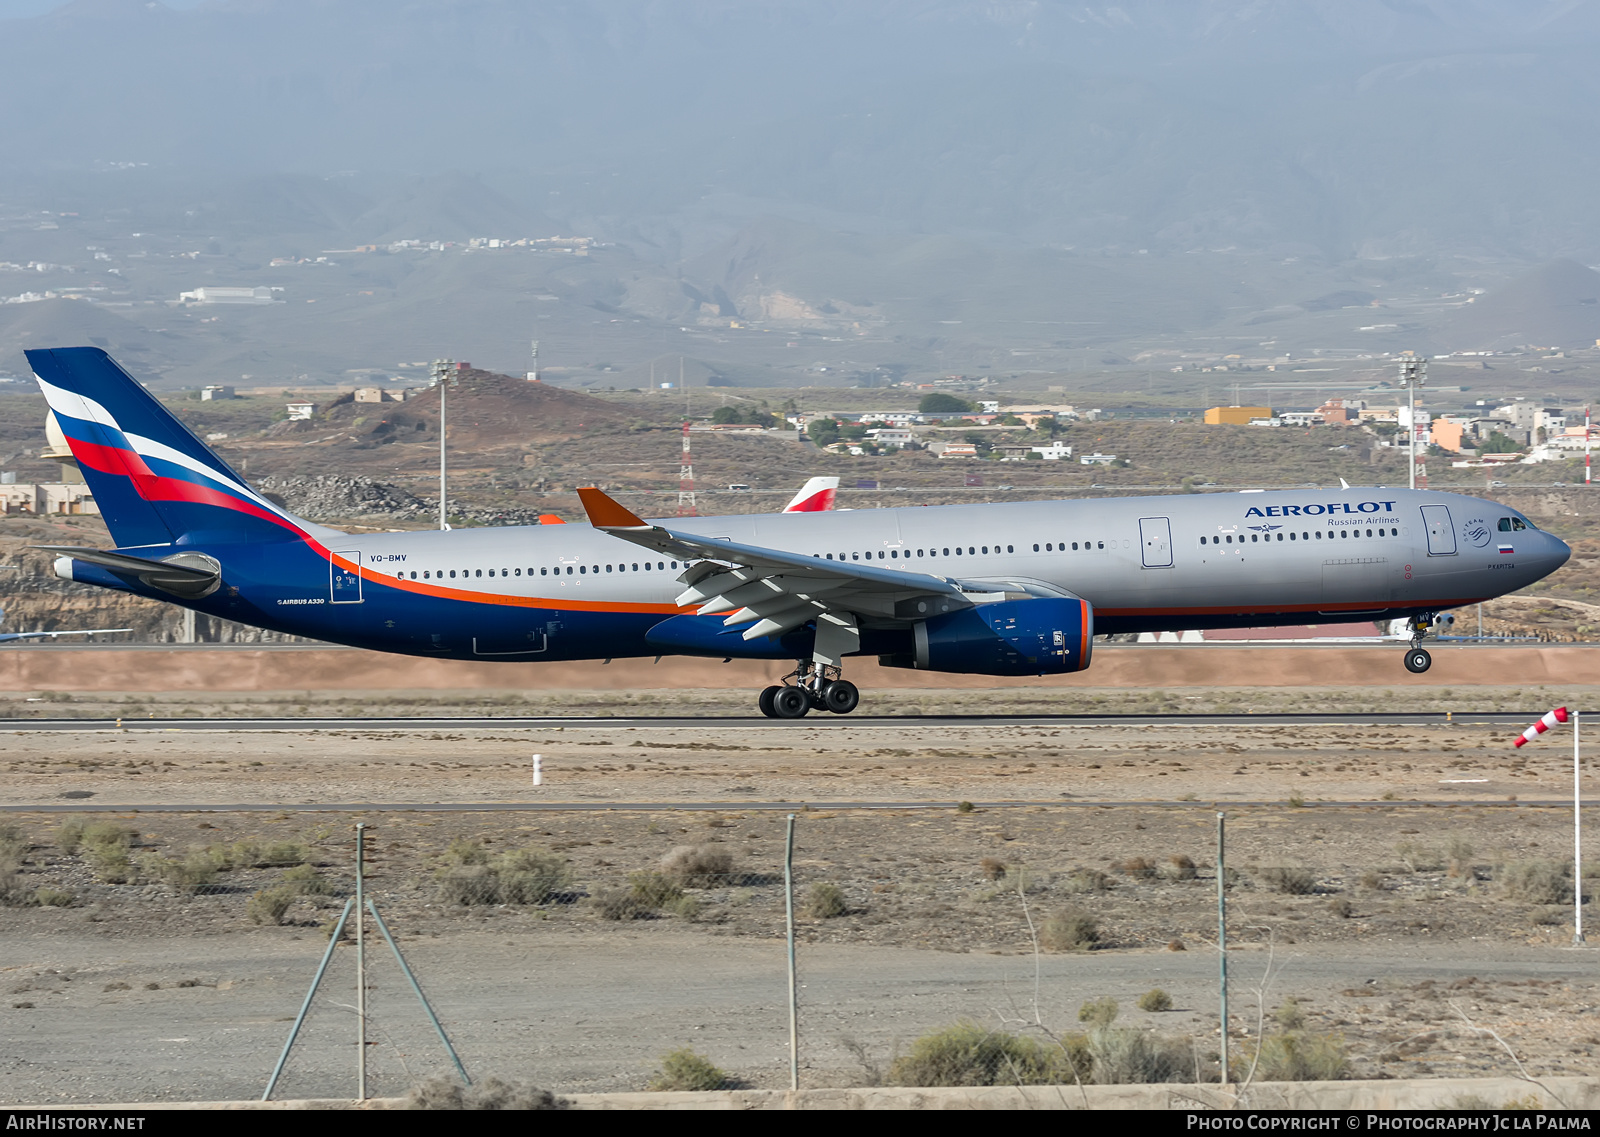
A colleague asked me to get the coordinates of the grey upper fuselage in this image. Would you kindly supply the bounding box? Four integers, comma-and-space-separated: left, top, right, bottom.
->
342, 488, 1569, 635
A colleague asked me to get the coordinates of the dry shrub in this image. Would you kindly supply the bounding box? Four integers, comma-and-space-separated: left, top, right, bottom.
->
595, 871, 696, 920
1161, 855, 1197, 882
407, 1076, 567, 1110
34, 888, 74, 908
0, 824, 29, 871
887, 1022, 1084, 1087
1252, 1030, 1349, 1081
979, 857, 1006, 881
1328, 897, 1353, 919
1062, 868, 1112, 894
660, 844, 734, 887
1078, 997, 1119, 1028
1359, 870, 1387, 892
1117, 857, 1157, 880
1498, 859, 1572, 905
649, 1048, 731, 1091
280, 864, 333, 896
1274, 997, 1306, 1031
247, 885, 297, 925
437, 847, 570, 906
80, 823, 138, 884
54, 819, 87, 855
1086, 1027, 1191, 1084
493, 849, 571, 905
805, 883, 848, 918
1259, 866, 1316, 895
1137, 989, 1173, 1013
142, 850, 219, 895
1041, 909, 1100, 952
229, 841, 311, 868
0, 873, 35, 907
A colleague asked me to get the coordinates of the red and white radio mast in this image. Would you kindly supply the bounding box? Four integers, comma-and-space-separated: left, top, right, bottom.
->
677, 421, 697, 517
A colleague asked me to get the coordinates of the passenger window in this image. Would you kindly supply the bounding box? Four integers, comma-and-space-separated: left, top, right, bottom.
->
890, 549, 898, 558
1097, 541, 1104, 550
566, 567, 573, 575
969, 547, 976, 555
671, 561, 678, 568
981, 546, 988, 555
488, 569, 495, 577
449, 570, 456, 578
1034, 543, 1040, 552
541, 568, 548, 576
1315, 531, 1322, 539
1251, 534, 1258, 543
606, 564, 613, 572
1007, 545, 1013, 553
955, 547, 962, 555
1277, 533, 1284, 541
1072, 542, 1079, 550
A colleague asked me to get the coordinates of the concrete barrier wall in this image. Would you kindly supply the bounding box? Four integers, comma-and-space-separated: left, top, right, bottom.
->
0, 642, 1594, 694
26, 1076, 1599, 1110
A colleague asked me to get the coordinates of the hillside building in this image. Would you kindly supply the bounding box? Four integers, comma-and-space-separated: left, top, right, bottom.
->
1204, 405, 1272, 425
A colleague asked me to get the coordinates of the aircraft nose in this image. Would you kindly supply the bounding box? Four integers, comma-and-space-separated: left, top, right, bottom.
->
1549, 532, 1572, 569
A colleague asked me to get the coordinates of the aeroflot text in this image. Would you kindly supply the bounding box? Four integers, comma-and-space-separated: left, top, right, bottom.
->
1186, 1118, 1588, 1132
1245, 501, 1400, 518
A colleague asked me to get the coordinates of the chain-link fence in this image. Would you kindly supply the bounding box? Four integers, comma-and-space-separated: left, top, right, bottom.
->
0, 803, 1595, 1102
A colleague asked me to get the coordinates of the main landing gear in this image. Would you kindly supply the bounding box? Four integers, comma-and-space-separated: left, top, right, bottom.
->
1402, 614, 1436, 674
759, 662, 860, 719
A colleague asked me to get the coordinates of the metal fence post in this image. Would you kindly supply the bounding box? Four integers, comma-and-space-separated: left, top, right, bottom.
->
785, 812, 798, 1093
262, 897, 354, 1101
1217, 811, 1229, 1087
355, 823, 367, 1102
368, 900, 471, 1085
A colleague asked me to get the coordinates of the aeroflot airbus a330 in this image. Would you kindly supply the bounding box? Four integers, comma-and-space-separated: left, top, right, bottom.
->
25, 348, 1572, 718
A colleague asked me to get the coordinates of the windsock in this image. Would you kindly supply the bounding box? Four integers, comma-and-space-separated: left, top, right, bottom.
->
1514, 707, 1570, 748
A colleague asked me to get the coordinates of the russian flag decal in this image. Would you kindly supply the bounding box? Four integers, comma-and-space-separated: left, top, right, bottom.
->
1498, 543, 1514, 555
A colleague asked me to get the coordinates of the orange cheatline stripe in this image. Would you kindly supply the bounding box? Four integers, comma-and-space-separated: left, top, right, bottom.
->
333, 554, 685, 614
576, 486, 648, 528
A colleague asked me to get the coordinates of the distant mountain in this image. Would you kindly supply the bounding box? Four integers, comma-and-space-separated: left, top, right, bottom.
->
1436, 260, 1600, 351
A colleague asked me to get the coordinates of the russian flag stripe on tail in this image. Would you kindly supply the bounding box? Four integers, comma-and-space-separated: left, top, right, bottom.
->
26, 347, 309, 548
1514, 706, 1570, 747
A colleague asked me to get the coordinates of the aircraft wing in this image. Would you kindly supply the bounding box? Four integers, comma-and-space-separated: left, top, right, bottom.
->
576, 486, 984, 641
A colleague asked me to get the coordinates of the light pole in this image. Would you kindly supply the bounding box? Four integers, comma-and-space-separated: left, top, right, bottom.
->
1400, 358, 1427, 491
433, 359, 454, 530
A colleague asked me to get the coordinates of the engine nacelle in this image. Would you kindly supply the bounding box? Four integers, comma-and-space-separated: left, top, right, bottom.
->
880, 597, 1094, 676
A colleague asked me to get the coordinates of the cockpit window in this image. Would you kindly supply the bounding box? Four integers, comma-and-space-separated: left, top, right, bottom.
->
1500, 517, 1528, 531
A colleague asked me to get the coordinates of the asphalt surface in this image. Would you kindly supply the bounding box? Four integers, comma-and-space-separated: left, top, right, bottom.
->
0, 711, 1542, 732
0, 799, 1578, 814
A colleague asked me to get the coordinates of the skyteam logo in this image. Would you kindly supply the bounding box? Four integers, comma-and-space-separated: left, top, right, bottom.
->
1245, 500, 1399, 518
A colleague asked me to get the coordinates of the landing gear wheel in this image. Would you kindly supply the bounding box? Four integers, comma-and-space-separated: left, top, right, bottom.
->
758, 685, 781, 718
771, 686, 811, 719
820, 679, 860, 715
1404, 648, 1432, 674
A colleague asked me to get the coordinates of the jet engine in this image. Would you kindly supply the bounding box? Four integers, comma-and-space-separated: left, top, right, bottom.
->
880, 597, 1094, 676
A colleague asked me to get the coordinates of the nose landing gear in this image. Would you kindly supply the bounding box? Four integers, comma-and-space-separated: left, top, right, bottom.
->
758, 662, 860, 718
1402, 614, 1436, 674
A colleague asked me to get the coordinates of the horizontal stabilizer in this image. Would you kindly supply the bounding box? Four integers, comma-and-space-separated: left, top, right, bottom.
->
35, 545, 221, 599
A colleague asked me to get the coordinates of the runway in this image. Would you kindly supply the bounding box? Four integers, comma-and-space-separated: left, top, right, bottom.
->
0, 710, 1543, 732
0, 797, 1574, 813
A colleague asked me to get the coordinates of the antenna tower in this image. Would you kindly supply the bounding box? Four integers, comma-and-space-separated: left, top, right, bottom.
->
677, 421, 697, 517
528, 340, 539, 382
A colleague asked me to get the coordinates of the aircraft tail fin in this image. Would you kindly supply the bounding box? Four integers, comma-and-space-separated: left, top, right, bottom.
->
25, 347, 309, 548
783, 476, 838, 513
